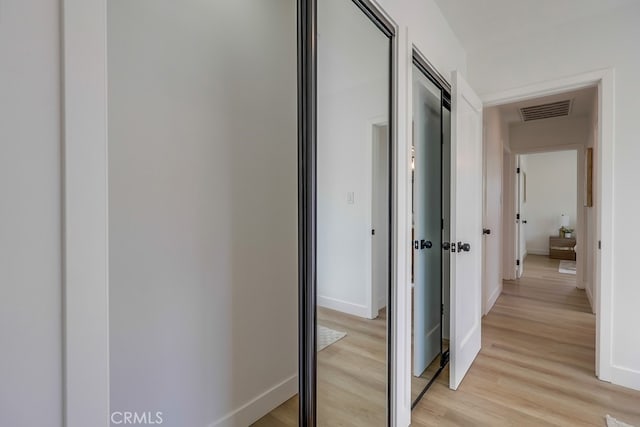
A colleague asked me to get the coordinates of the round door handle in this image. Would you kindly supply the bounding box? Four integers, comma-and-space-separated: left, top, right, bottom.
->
457, 241, 471, 252
442, 242, 451, 251
522, 220, 528, 224
483, 228, 491, 235
421, 239, 432, 249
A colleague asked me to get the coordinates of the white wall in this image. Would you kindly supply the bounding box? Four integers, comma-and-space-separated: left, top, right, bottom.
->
521, 151, 577, 255
468, 1, 640, 389
482, 107, 507, 313
107, 1, 297, 426
584, 94, 599, 311
379, 0, 466, 78
0, 1, 467, 426
317, 0, 389, 318
0, 1, 63, 426
510, 117, 589, 153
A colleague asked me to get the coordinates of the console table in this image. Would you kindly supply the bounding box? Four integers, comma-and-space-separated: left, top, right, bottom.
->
549, 236, 576, 260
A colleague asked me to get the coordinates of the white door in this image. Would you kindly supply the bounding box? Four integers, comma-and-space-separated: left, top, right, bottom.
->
412, 71, 443, 376
450, 71, 483, 390
516, 156, 526, 278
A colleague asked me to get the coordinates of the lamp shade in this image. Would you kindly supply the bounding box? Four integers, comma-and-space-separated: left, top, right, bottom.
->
560, 214, 570, 228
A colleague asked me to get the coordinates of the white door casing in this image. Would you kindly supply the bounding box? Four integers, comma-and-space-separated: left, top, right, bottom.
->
449, 70, 483, 390
516, 156, 526, 278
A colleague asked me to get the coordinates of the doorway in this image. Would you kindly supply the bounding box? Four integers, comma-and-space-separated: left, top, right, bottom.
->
515, 150, 579, 282
371, 123, 389, 318
482, 72, 614, 380
410, 51, 451, 407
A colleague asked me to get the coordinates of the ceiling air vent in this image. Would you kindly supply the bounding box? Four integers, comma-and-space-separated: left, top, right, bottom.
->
519, 99, 573, 122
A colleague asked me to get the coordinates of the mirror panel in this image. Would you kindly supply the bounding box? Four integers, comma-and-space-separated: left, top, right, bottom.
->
316, 0, 392, 424
410, 61, 451, 406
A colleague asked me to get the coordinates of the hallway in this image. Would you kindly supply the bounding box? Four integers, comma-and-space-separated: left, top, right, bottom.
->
411, 255, 640, 426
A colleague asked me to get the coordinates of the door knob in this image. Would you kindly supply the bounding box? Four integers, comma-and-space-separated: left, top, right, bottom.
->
457, 241, 471, 252
413, 239, 432, 250
522, 220, 528, 224
442, 242, 451, 251
483, 228, 491, 235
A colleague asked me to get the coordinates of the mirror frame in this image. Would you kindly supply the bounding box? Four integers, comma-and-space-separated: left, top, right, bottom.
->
297, 0, 396, 425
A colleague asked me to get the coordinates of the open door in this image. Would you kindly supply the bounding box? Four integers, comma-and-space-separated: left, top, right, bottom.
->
412, 72, 443, 376
516, 156, 526, 278
449, 71, 483, 390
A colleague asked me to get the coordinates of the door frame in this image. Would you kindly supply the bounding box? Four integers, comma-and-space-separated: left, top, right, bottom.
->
298, 0, 399, 425
509, 146, 585, 286
502, 145, 517, 281
409, 47, 452, 406
483, 68, 615, 381
515, 154, 525, 278
367, 117, 391, 319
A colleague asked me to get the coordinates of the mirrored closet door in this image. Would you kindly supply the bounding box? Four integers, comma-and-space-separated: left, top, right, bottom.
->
411, 53, 452, 407
308, 0, 395, 425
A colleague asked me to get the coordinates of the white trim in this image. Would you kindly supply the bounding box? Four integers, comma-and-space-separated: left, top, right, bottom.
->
366, 116, 390, 320
483, 69, 610, 107
610, 366, 640, 392
62, 1, 110, 426
395, 25, 411, 427
481, 68, 615, 383
585, 283, 595, 314
484, 284, 502, 315
502, 149, 517, 280
208, 375, 297, 427
317, 295, 371, 319
511, 142, 584, 155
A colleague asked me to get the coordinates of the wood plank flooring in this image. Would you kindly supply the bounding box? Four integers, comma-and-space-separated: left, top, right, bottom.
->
255, 255, 640, 426
411, 340, 449, 403
412, 255, 640, 426
253, 307, 388, 427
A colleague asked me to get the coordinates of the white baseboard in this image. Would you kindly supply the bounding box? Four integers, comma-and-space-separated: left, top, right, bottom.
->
485, 284, 502, 315
210, 374, 297, 427
318, 295, 370, 318
610, 365, 640, 392
585, 284, 595, 314
527, 248, 549, 256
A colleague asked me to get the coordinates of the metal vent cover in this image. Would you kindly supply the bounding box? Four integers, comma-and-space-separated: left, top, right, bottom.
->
519, 99, 573, 122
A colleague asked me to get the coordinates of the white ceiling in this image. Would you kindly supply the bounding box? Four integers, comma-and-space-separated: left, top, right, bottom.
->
498, 86, 596, 124
433, 0, 637, 53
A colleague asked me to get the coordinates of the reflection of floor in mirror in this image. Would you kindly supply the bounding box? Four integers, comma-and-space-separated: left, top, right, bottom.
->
252, 306, 387, 427
411, 339, 449, 403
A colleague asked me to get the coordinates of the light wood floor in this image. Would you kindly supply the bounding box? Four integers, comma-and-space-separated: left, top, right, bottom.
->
255, 255, 640, 426
412, 255, 640, 426
411, 340, 449, 403
253, 307, 388, 427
